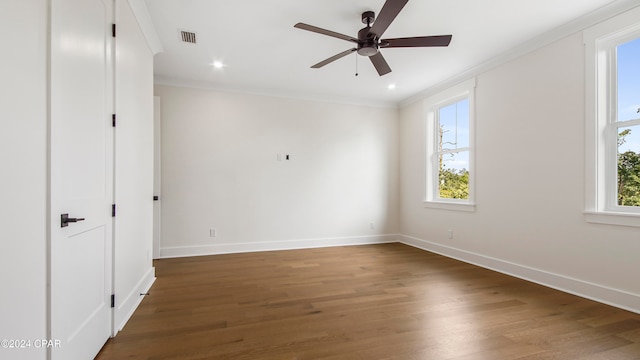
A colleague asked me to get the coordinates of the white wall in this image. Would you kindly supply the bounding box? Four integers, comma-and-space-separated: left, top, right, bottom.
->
0, 1, 48, 359
399, 31, 640, 312
113, 0, 156, 332
154, 85, 399, 257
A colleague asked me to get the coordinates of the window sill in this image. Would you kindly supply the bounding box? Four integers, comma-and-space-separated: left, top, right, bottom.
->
584, 211, 640, 227
424, 201, 476, 212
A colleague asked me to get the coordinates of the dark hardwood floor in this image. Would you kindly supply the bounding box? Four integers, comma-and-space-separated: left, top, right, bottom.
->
96, 243, 640, 359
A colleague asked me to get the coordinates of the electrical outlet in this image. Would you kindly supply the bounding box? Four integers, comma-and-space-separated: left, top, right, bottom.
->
447, 229, 453, 240
369, 222, 375, 230
210, 228, 217, 237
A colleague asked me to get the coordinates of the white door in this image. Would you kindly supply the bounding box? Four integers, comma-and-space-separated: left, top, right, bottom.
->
50, 0, 113, 359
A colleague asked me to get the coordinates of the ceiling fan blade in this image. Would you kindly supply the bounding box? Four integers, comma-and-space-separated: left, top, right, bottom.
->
311, 48, 357, 68
369, 52, 392, 76
294, 23, 358, 43
369, 0, 409, 38
381, 35, 452, 48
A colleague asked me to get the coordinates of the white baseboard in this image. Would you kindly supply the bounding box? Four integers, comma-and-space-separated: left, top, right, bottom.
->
159, 234, 398, 259
399, 234, 640, 315
113, 266, 156, 334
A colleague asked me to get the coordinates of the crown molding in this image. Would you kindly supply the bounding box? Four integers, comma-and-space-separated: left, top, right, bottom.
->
154, 75, 399, 110
127, 0, 163, 55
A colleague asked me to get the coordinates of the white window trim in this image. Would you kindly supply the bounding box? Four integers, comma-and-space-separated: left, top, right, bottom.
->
424, 78, 476, 211
584, 6, 640, 227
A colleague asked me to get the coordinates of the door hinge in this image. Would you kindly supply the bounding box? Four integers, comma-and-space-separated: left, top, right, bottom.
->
112, 24, 116, 37
112, 204, 116, 217
112, 114, 116, 127
111, 294, 115, 308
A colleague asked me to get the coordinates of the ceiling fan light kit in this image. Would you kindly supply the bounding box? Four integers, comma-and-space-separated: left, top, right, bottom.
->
294, 0, 452, 76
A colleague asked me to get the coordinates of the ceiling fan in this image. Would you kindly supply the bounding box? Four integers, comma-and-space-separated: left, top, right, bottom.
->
294, 0, 452, 76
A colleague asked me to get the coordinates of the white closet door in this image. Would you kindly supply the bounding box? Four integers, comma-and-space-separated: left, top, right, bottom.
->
50, 0, 114, 358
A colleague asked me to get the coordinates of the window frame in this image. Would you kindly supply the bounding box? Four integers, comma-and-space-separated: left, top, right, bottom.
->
584, 6, 640, 227
424, 78, 476, 212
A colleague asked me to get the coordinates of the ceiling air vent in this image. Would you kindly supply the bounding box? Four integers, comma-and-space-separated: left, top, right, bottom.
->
179, 30, 197, 44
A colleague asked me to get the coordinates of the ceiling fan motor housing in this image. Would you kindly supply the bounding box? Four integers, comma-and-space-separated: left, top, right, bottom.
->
357, 11, 379, 57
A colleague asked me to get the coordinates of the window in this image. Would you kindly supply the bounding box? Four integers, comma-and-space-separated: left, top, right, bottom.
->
437, 99, 470, 199
615, 38, 640, 208
584, 7, 640, 226
424, 79, 475, 211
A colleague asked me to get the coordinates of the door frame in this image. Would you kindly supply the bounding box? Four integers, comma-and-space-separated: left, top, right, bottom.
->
153, 96, 162, 259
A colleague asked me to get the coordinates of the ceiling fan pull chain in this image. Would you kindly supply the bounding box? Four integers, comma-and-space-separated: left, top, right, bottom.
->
355, 53, 359, 76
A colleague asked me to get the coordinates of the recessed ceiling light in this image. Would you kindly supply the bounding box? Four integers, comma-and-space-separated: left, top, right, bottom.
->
212, 61, 225, 69
387, 84, 397, 90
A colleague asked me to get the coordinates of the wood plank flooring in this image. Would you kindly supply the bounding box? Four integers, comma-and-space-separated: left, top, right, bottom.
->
96, 243, 640, 359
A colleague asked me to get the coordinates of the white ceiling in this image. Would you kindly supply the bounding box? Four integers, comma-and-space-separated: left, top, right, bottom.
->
146, 0, 618, 106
